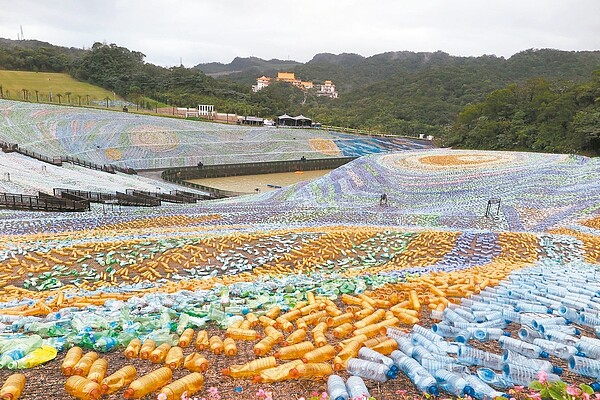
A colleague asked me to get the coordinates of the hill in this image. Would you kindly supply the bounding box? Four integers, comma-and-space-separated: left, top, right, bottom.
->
0, 70, 122, 104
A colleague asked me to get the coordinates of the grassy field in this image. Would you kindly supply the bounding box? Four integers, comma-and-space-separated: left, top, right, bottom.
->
0, 70, 122, 104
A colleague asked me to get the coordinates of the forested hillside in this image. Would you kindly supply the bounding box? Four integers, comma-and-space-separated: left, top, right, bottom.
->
1, 38, 599, 154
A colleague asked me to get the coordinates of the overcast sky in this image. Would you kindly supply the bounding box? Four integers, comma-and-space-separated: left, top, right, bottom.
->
0, 0, 599, 67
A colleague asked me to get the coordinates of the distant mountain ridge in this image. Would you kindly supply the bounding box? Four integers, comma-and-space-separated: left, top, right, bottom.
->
196, 56, 302, 76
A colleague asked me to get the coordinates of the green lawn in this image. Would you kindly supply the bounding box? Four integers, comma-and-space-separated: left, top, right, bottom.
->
0, 70, 122, 104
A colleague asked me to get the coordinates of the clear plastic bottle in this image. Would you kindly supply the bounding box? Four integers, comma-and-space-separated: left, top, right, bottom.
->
289, 362, 333, 379
576, 340, 600, 359
457, 346, 503, 370
420, 357, 468, 374
518, 326, 543, 343
463, 374, 506, 400
159, 372, 204, 400
0, 373, 25, 400
74, 352, 99, 376
222, 356, 277, 378
394, 356, 439, 396
327, 374, 349, 400
183, 353, 208, 373
434, 369, 472, 397
543, 330, 578, 346
100, 365, 137, 395
123, 366, 173, 399
476, 367, 512, 389
62, 346, 83, 376
150, 343, 171, 363
533, 338, 577, 359
345, 376, 369, 399
412, 324, 443, 342
503, 350, 562, 374
274, 341, 315, 360
93, 337, 118, 352
87, 358, 108, 383
346, 358, 396, 382
568, 355, 600, 378
303, 344, 336, 363
473, 328, 508, 342
431, 323, 461, 338
498, 336, 549, 358
65, 375, 101, 400
165, 346, 184, 369
358, 347, 396, 370
503, 363, 561, 387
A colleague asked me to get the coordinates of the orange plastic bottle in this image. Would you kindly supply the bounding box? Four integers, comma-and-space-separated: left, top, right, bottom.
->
363, 336, 390, 348
178, 328, 195, 348
239, 320, 251, 330
274, 341, 315, 360
337, 340, 362, 364
159, 372, 205, 400
183, 353, 208, 373
253, 335, 277, 356
139, 339, 156, 360
64, 375, 101, 400
299, 303, 322, 315
288, 362, 333, 379
283, 328, 306, 346
340, 294, 363, 306
258, 315, 277, 327
301, 310, 327, 325
333, 323, 354, 339
209, 336, 224, 355
325, 305, 342, 317
275, 317, 294, 333
306, 291, 316, 305
333, 356, 345, 371
312, 322, 327, 333
226, 327, 261, 340
0, 373, 25, 400
338, 334, 368, 350
229, 319, 243, 329
354, 309, 385, 329
253, 360, 303, 383
223, 338, 237, 356
165, 346, 184, 369
150, 343, 171, 364
312, 331, 327, 347
222, 356, 277, 378
279, 309, 301, 322
195, 331, 209, 351
123, 366, 172, 399
245, 313, 258, 327
73, 352, 99, 376
302, 344, 336, 363
100, 365, 137, 395
353, 308, 374, 319
87, 358, 108, 383
264, 326, 284, 343
264, 306, 281, 319
368, 338, 398, 355
62, 347, 83, 376
124, 338, 141, 359
327, 312, 354, 328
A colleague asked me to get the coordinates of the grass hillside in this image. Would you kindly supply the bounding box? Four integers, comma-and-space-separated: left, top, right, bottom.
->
0, 70, 121, 104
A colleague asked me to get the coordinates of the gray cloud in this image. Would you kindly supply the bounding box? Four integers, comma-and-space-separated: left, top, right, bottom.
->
0, 0, 598, 67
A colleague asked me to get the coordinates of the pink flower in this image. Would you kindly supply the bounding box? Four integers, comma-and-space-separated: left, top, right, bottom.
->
528, 392, 542, 400
537, 370, 548, 384
583, 392, 591, 400
256, 389, 266, 398
321, 392, 328, 400
566, 385, 581, 396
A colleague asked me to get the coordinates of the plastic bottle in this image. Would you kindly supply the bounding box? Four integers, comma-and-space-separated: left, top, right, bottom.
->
498, 336, 549, 358
456, 329, 472, 344
303, 344, 336, 363
139, 339, 156, 360
183, 353, 208, 373
62, 346, 83, 376
576, 340, 600, 359
368, 338, 397, 355
195, 331, 209, 351
333, 323, 354, 339
178, 328, 195, 348
518, 326, 544, 343
568, 355, 600, 378
274, 341, 315, 360
431, 323, 462, 338
124, 338, 141, 359
463, 374, 506, 400
346, 358, 396, 382
65, 375, 101, 400
544, 330, 578, 346
337, 340, 362, 366
7, 345, 57, 370
123, 366, 173, 399
503, 363, 561, 387
358, 347, 396, 371
100, 365, 137, 395
327, 313, 354, 328
473, 328, 508, 342
312, 331, 328, 347
203, 336, 221, 355
412, 324, 443, 342
532, 338, 578, 359
253, 360, 303, 383
254, 335, 278, 356
87, 358, 108, 383
223, 338, 237, 356
457, 346, 503, 370
289, 362, 333, 379
226, 327, 261, 341
74, 352, 99, 376
393, 356, 439, 396
165, 346, 184, 369
0, 373, 25, 400
150, 343, 171, 363
93, 337, 118, 352
345, 376, 369, 399
222, 356, 277, 378
327, 374, 349, 400
264, 326, 284, 343
476, 368, 512, 389
504, 349, 562, 374
434, 369, 473, 397
284, 329, 307, 346
420, 358, 469, 374
159, 372, 204, 400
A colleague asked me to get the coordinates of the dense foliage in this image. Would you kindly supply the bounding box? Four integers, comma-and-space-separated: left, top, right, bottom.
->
1, 38, 600, 154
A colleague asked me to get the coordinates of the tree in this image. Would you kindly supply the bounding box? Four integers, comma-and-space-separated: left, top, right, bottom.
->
65, 91, 72, 104
34, 90, 39, 102
56, 93, 62, 104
